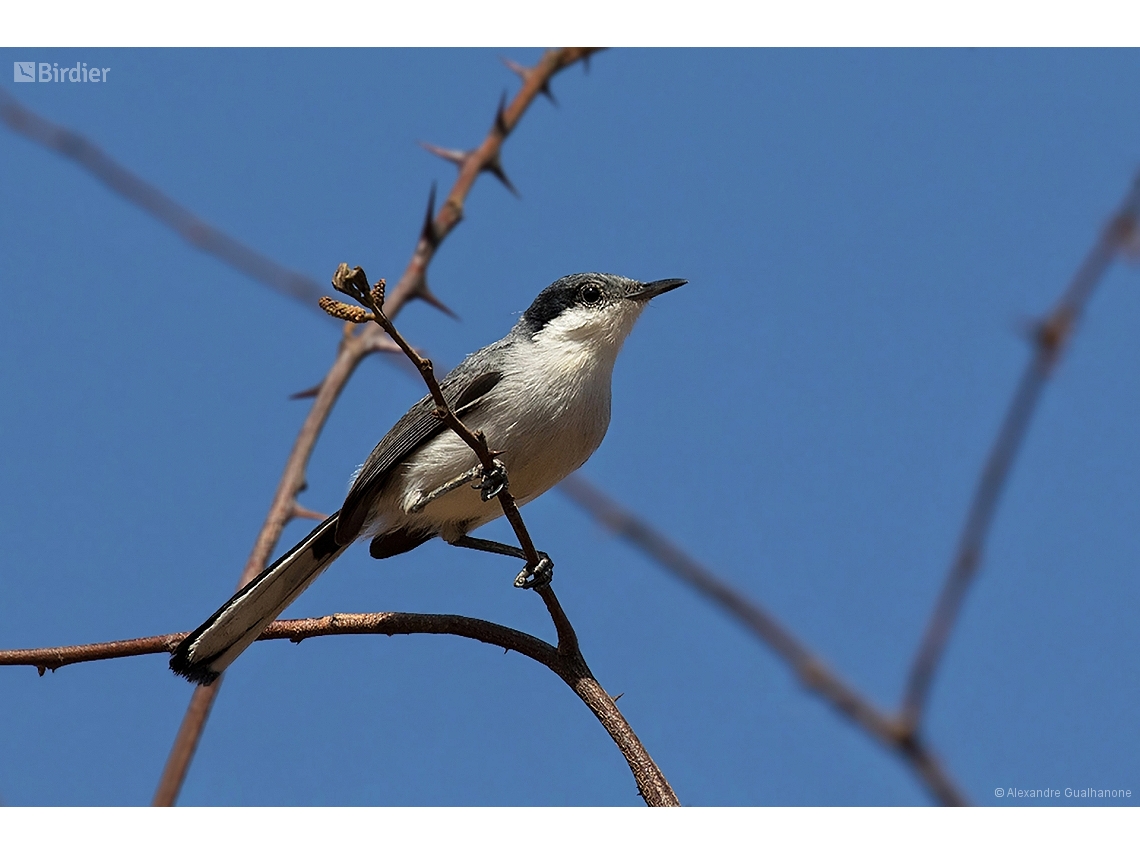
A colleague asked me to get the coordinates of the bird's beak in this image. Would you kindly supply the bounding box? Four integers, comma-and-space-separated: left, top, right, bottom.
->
627, 278, 687, 302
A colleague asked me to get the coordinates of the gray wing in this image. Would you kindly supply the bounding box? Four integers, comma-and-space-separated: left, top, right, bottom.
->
334, 364, 503, 545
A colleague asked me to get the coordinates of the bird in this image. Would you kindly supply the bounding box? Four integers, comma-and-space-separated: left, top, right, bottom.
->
170, 272, 686, 685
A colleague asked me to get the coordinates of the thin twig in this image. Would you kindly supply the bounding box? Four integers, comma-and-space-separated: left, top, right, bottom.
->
329, 265, 545, 570
557, 474, 967, 806
0, 612, 675, 806
898, 172, 1140, 732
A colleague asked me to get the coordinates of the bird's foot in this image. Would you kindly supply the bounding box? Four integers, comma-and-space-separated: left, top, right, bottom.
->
514, 553, 554, 589
409, 465, 481, 513
477, 459, 510, 502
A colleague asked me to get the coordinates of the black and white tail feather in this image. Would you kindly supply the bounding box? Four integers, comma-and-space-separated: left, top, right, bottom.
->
170, 513, 346, 685
169, 272, 686, 685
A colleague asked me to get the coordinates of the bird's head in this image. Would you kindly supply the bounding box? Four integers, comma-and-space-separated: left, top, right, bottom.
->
517, 273, 686, 354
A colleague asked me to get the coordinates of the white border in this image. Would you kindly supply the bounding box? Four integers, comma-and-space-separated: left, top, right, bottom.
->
2, 1, 1140, 47
2, 807, 1139, 854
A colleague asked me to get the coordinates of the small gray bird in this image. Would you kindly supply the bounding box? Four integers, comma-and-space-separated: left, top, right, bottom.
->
171, 272, 686, 684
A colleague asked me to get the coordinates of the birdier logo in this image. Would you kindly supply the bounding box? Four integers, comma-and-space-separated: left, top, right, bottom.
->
13, 62, 110, 83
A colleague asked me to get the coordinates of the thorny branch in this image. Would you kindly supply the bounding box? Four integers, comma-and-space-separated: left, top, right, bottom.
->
0, 614, 590, 676
391, 48, 602, 317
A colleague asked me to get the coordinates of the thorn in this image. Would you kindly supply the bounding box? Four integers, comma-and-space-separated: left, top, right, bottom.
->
367, 336, 402, 355
482, 153, 519, 197
538, 79, 557, 106
37, 666, 46, 677
1035, 310, 1072, 355
290, 382, 323, 400
1117, 212, 1140, 262
611, 692, 624, 703
502, 56, 528, 79
292, 503, 329, 522
494, 90, 509, 137
420, 182, 439, 248
502, 57, 556, 105
415, 275, 459, 319
418, 140, 468, 167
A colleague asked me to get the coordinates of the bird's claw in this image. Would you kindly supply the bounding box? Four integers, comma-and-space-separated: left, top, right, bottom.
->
514, 554, 554, 589
477, 459, 509, 502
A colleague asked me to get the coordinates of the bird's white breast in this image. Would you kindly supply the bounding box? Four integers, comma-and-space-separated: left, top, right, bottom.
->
367, 296, 646, 543
372, 330, 620, 542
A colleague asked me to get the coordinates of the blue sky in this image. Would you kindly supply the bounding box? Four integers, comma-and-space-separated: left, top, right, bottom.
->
1, 49, 1138, 806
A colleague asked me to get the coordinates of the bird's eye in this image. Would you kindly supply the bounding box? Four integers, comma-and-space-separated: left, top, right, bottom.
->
580, 283, 604, 306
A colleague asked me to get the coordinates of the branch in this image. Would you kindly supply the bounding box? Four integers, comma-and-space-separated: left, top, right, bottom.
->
898, 171, 1140, 732
0, 611, 676, 806
0, 87, 328, 312
557, 475, 967, 806
0, 633, 183, 672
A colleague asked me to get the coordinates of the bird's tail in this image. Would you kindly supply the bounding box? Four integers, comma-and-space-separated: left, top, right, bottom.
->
170, 512, 347, 685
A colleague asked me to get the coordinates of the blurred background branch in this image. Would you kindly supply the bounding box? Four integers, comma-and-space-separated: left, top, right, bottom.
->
0, 87, 328, 311
899, 173, 1140, 732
